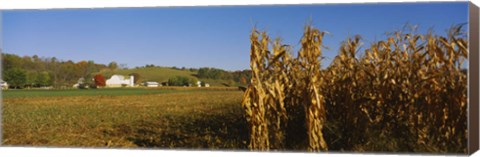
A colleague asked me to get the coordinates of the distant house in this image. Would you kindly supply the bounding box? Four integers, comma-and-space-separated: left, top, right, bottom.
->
1, 80, 8, 90
106, 75, 134, 87
196, 81, 210, 87
144, 82, 159, 87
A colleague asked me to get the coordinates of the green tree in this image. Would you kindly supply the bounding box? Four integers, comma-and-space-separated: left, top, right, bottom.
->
168, 76, 196, 86
168, 76, 180, 86
2, 54, 23, 70
189, 77, 198, 86
4, 68, 27, 89
197, 67, 233, 80
35, 71, 51, 87
87, 60, 98, 77
108, 61, 118, 70
50, 57, 58, 87
25, 71, 37, 87
59, 61, 77, 86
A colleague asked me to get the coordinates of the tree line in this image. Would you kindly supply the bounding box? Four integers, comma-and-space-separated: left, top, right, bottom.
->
196, 67, 252, 85
1, 53, 118, 88
1, 53, 253, 89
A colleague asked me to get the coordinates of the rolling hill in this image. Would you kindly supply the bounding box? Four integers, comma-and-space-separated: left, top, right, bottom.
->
97, 67, 238, 87
99, 67, 195, 83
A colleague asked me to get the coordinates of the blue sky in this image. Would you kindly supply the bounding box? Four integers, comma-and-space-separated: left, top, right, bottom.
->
1, 2, 468, 71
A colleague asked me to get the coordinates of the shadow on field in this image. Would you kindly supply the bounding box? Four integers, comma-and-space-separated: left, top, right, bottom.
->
110, 112, 249, 150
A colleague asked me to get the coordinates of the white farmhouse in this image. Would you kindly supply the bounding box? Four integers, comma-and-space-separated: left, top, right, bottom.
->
106, 74, 134, 87
144, 82, 159, 87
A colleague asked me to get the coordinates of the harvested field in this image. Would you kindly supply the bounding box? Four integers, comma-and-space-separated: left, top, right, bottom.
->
2, 89, 248, 150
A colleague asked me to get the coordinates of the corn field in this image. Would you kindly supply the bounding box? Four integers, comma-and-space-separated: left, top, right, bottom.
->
242, 24, 468, 153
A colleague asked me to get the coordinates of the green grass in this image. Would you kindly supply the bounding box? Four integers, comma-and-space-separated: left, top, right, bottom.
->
1, 88, 181, 98
2, 87, 242, 98
2, 90, 248, 149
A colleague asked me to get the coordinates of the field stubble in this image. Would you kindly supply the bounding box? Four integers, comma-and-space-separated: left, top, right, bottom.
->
2, 90, 248, 149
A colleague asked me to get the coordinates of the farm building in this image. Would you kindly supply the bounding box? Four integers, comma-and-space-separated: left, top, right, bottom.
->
196, 81, 210, 87
106, 74, 134, 87
144, 81, 159, 87
1, 80, 8, 89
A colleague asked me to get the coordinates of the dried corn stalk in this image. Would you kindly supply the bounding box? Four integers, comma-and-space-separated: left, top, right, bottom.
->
243, 23, 467, 153
297, 26, 328, 151
323, 24, 467, 153
242, 30, 270, 150
243, 26, 329, 151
